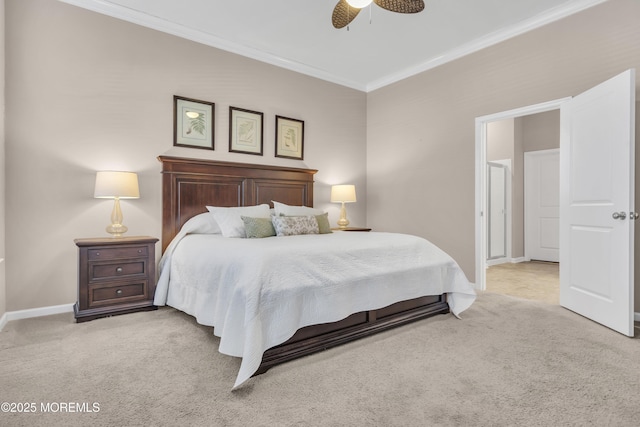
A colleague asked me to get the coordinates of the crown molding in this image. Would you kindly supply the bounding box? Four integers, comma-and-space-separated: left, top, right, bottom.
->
58, 0, 367, 91
59, 0, 605, 93
366, 0, 607, 91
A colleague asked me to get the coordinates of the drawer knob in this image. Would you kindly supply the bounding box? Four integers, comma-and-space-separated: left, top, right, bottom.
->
116, 289, 123, 295
116, 267, 123, 273
95, 252, 100, 256
138, 249, 142, 253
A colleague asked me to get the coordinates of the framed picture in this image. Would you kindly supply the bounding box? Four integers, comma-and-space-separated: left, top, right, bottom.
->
174, 95, 215, 150
275, 115, 304, 160
229, 107, 264, 155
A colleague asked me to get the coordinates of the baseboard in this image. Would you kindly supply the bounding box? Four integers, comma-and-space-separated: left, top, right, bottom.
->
0, 303, 75, 331
486, 257, 527, 267
635, 312, 640, 323
0, 311, 8, 332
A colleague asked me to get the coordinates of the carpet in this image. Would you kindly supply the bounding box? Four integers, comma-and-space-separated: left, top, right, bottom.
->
1, 292, 639, 426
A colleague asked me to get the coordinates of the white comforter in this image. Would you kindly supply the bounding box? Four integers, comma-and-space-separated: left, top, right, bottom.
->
155, 228, 476, 389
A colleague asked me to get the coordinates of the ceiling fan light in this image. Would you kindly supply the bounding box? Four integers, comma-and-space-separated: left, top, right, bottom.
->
346, 0, 373, 8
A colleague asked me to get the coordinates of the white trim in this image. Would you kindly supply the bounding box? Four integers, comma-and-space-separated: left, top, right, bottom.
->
0, 303, 75, 331
475, 98, 571, 291
486, 256, 527, 267
58, 0, 606, 93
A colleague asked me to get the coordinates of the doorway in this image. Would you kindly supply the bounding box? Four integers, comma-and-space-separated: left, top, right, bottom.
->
474, 98, 569, 293
476, 70, 636, 337
484, 114, 560, 303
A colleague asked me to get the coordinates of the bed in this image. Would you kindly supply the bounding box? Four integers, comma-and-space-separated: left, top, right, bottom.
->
154, 156, 476, 389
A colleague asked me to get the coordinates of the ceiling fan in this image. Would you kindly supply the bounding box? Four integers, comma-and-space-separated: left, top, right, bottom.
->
332, 0, 425, 29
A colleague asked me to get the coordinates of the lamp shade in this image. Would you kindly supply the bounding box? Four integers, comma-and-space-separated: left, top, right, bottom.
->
94, 171, 140, 199
330, 184, 356, 203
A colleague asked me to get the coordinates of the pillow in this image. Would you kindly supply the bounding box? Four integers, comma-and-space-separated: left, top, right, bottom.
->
179, 212, 221, 234
315, 212, 332, 234
272, 201, 324, 217
272, 215, 319, 237
242, 216, 276, 238
206, 204, 271, 238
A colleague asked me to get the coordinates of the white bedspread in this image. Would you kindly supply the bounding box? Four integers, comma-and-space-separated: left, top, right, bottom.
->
155, 229, 476, 389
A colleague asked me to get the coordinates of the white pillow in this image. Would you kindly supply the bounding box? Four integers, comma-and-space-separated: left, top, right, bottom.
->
272, 201, 324, 217
180, 212, 221, 235
207, 204, 271, 238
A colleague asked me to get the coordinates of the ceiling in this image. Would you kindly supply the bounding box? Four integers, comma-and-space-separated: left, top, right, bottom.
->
60, 0, 605, 92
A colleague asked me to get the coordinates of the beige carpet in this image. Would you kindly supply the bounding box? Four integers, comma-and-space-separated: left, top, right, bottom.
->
1, 292, 639, 427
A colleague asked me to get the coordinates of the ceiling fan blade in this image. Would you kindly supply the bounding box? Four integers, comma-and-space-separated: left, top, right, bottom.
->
332, 0, 361, 29
374, 0, 425, 14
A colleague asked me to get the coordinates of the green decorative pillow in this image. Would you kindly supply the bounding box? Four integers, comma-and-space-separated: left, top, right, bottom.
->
241, 216, 276, 238
315, 212, 332, 234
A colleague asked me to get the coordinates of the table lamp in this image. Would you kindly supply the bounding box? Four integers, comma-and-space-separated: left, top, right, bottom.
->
330, 184, 357, 229
94, 171, 140, 237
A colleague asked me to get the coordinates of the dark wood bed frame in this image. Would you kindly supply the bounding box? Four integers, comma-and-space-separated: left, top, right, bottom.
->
159, 155, 449, 374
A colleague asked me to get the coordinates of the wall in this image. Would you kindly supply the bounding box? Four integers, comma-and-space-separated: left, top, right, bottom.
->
487, 119, 514, 162
0, 0, 6, 319
366, 0, 640, 309
4, 0, 367, 311
520, 110, 560, 152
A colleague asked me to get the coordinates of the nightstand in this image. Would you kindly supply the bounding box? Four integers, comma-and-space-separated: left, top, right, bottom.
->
74, 236, 159, 323
331, 227, 372, 232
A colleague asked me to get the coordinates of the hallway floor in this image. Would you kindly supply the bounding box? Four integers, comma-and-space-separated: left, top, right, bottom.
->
486, 261, 559, 305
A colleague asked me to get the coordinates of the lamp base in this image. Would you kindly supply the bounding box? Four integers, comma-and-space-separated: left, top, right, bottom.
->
105, 197, 128, 237
337, 202, 350, 229
106, 224, 128, 238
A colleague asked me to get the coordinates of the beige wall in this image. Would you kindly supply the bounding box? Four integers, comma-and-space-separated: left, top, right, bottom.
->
0, 0, 6, 319
4, 0, 366, 311
521, 110, 560, 153
366, 0, 640, 309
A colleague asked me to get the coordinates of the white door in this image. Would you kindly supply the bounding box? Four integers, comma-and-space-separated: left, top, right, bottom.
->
488, 162, 507, 260
525, 149, 559, 262
560, 69, 635, 337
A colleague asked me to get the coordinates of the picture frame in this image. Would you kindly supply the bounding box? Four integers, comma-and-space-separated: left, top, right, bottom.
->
174, 95, 215, 150
275, 115, 304, 160
229, 106, 264, 155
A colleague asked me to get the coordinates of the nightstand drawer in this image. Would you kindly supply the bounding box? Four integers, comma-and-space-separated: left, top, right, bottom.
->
90, 260, 146, 280
89, 281, 148, 307
88, 245, 149, 261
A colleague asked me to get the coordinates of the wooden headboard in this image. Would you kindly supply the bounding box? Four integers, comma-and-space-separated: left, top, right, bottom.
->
159, 156, 317, 252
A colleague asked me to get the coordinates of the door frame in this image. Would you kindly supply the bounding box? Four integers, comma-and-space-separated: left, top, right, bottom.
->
475, 98, 571, 291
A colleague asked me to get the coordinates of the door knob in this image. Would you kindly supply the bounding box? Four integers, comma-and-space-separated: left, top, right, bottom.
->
612, 211, 627, 220
631, 212, 640, 220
